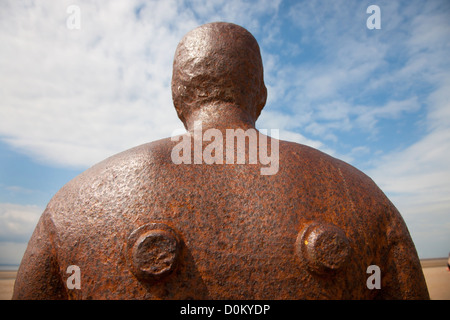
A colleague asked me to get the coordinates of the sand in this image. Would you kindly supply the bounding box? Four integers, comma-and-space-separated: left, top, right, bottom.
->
0, 271, 17, 300
1, 259, 449, 299
423, 267, 450, 300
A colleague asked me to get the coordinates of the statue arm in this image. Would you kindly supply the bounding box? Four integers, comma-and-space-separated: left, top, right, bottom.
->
381, 209, 430, 299
12, 210, 67, 300
334, 160, 429, 299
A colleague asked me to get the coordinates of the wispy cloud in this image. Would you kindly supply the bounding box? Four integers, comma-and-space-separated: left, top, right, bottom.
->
0, 203, 42, 243
0, 201, 42, 264
367, 125, 450, 258
0, 1, 186, 167
0, 0, 284, 168
353, 97, 421, 134
0, 242, 29, 266
5, 186, 35, 195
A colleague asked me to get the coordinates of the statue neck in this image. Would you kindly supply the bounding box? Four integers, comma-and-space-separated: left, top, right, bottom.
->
184, 103, 256, 132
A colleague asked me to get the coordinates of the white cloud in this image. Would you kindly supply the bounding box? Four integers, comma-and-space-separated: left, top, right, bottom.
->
0, 203, 42, 243
0, 1, 182, 167
353, 97, 421, 133
5, 186, 35, 195
368, 128, 450, 196
278, 130, 323, 150
366, 126, 450, 258
0, 0, 283, 169
189, 0, 281, 30
0, 242, 28, 266
365, 70, 450, 258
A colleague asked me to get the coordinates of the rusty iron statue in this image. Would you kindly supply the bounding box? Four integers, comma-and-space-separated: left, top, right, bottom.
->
13, 22, 429, 300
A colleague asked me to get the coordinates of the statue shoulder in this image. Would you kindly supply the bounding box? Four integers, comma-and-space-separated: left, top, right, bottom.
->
279, 140, 401, 218
45, 137, 174, 221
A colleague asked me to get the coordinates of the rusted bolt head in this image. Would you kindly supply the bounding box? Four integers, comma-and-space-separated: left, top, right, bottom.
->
296, 222, 351, 275
126, 223, 181, 282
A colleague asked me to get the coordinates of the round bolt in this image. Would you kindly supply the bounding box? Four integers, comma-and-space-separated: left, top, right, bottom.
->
296, 222, 351, 275
126, 223, 181, 282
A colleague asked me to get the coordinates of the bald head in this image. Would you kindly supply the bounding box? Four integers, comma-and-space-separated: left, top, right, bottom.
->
171, 22, 267, 128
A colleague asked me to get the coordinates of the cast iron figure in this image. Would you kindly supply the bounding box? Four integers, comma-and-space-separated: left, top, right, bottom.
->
13, 22, 429, 299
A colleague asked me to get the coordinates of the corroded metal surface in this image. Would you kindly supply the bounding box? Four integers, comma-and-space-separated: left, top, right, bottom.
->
13, 22, 429, 300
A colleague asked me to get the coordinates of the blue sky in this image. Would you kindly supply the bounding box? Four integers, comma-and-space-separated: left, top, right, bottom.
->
0, 0, 449, 265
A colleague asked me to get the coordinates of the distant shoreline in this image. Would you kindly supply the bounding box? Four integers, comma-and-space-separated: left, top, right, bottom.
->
420, 257, 448, 268
0, 265, 19, 272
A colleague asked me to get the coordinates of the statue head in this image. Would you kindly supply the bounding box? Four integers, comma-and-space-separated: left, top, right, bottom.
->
171, 22, 267, 129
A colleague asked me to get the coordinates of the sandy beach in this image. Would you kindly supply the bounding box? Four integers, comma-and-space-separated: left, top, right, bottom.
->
1, 259, 449, 299
421, 258, 450, 300
0, 271, 17, 300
